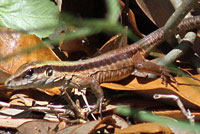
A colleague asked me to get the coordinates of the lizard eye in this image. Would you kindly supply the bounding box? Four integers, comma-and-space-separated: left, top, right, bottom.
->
46, 67, 53, 76
23, 69, 35, 79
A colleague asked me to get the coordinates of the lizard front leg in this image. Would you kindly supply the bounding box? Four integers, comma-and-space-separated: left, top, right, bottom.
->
72, 76, 104, 117
132, 51, 174, 84
61, 87, 83, 118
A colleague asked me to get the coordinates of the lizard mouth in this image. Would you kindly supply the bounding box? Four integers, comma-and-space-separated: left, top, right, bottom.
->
4, 80, 22, 89
4, 79, 29, 89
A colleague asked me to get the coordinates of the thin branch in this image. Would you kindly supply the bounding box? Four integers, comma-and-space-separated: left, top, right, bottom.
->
157, 31, 197, 66
0, 101, 75, 118
169, 0, 182, 9
80, 90, 97, 120
191, 54, 200, 74
153, 94, 195, 125
148, 31, 197, 78
164, 0, 198, 46
164, 0, 198, 45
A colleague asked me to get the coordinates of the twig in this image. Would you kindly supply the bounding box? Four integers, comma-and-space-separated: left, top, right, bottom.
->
191, 54, 200, 74
153, 94, 195, 125
164, 0, 198, 46
80, 91, 97, 120
148, 31, 197, 78
169, 0, 182, 9
0, 101, 75, 118
157, 31, 197, 66
147, 0, 198, 79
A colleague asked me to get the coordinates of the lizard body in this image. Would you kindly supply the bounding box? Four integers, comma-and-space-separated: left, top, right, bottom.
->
5, 16, 200, 116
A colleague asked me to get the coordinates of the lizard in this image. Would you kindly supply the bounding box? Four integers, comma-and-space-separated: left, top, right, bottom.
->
4, 15, 200, 118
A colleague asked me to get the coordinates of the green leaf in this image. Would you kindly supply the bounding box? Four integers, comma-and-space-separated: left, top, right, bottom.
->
0, 0, 59, 38
106, 0, 120, 23
116, 107, 200, 131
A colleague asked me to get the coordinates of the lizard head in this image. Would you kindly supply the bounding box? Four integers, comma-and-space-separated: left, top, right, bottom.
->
4, 61, 65, 89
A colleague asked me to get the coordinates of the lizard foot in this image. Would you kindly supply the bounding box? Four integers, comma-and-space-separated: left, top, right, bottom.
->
160, 68, 177, 86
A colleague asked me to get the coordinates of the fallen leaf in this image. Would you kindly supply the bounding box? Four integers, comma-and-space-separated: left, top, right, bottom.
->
153, 110, 200, 121
136, 0, 175, 27
0, 85, 12, 100
0, 118, 33, 128
0, 27, 61, 95
17, 120, 58, 134
57, 121, 100, 134
101, 75, 200, 109
120, 0, 144, 37
0, 27, 60, 74
93, 32, 128, 56
0, 67, 10, 84
116, 122, 172, 134
57, 116, 121, 134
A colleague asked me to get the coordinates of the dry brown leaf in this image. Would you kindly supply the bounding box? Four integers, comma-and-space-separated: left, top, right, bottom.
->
108, 114, 128, 129
115, 122, 172, 134
0, 91, 55, 119
120, 0, 144, 37
94, 34, 122, 56
136, 0, 175, 27
0, 85, 12, 100
0, 27, 61, 95
57, 121, 100, 134
0, 90, 63, 123
0, 118, 33, 128
153, 110, 200, 121
17, 120, 58, 134
0, 67, 10, 84
101, 75, 200, 109
0, 27, 60, 74
56, 121, 68, 132
39, 87, 62, 95
57, 116, 122, 134
93, 32, 128, 57
60, 30, 92, 56
61, 0, 143, 57
9, 90, 55, 106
